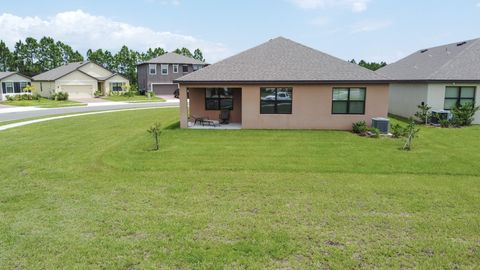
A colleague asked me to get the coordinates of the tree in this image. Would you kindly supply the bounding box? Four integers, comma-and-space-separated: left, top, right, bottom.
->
13, 37, 42, 76
37, 37, 62, 71
193, 48, 204, 62
0, 41, 13, 71
147, 122, 162, 151
56, 41, 83, 64
173, 47, 193, 58
414, 103, 432, 124
350, 59, 387, 71
402, 119, 420, 151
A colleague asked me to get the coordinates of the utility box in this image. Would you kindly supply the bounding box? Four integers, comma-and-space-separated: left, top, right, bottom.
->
430, 110, 452, 125
372, 117, 390, 134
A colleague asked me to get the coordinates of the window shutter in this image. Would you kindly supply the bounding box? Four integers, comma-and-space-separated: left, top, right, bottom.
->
1, 82, 5, 94
14, 82, 20, 93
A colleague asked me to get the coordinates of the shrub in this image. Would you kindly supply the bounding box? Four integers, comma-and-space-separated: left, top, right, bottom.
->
368, 128, 380, 138
414, 103, 432, 124
146, 90, 154, 99
451, 103, 479, 127
51, 91, 69, 101
94, 90, 102, 97
147, 122, 162, 151
439, 119, 450, 128
402, 119, 420, 151
391, 123, 406, 138
352, 121, 368, 135
6, 95, 14, 101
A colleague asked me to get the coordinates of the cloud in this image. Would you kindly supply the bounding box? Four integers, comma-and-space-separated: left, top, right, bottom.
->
289, 0, 370, 12
351, 19, 392, 33
0, 10, 230, 62
309, 17, 330, 27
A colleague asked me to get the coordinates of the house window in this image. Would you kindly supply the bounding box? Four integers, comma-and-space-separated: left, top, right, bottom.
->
205, 88, 235, 110
20, 82, 28, 92
332, 88, 366, 114
182, 65, 189, 73
161, 64, 169, 75
110, 82, 124, 92
444, 86, 476, 110
173, 64, 179, 73
260, 87, 293, 114
193, 65, 202, 71
149, 64, 156, 75
5, 82, 14, 94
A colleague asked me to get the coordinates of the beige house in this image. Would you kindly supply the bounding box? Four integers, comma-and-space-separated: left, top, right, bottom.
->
175, 37, 390, 130
0, 72, 32, 101
32, 61, 129, 99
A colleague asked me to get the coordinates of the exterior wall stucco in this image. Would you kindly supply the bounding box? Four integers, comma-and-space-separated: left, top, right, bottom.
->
189, 88, 242, 123
427, 83, 480, 124
79, 62, 113, 78
180, 83, 389, 130
388, 83, 428, 118
389, 82, 480, 124
33, 81, 55, 98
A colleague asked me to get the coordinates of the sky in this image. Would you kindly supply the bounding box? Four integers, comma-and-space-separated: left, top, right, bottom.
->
0, 0, 479, 63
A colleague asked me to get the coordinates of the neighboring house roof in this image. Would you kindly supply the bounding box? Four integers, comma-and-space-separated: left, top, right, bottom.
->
139, 52, 207, 65
378, 38, 480, 81
174, 37, 388, 84
0, 72, 17, 80
32, 61, 124, 82
0, 72, 31, 80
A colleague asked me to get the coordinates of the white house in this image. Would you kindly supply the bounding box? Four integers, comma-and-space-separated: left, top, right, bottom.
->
378, 38, 480, 123
0, 72, 32, 101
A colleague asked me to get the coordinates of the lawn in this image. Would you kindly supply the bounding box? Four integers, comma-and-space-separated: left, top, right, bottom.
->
0, 98, 85, 108
102, 95, 165, 103
0, 108, 479, 269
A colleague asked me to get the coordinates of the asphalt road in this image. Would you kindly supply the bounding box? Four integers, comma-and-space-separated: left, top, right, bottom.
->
0, 102, 179, 122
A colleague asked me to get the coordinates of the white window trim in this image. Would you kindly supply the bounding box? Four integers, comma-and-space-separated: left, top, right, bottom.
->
149, 64, 157, 75
161, 64, 169, 75
5, 82, 14, 94
173, 64, 179, 73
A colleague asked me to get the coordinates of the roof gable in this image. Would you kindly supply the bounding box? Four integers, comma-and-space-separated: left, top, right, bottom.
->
175, 37, 387, 83
0, 72, 17, 80
139, 52, 207, 65
378, 38, 480, 81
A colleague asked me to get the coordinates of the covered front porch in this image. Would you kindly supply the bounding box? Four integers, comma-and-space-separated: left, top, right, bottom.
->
180, 86, 242, 129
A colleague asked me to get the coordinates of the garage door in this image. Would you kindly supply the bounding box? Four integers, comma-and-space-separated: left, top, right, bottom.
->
153, 84, 177, 96
61, 85, 92, 98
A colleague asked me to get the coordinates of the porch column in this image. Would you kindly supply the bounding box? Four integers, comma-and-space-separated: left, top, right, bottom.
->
179, 85, 188, 128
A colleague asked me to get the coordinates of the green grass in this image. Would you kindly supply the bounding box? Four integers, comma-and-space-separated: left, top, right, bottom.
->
0, 108, 479, 269
0, 97, 85, 108
102, 95, 165, 103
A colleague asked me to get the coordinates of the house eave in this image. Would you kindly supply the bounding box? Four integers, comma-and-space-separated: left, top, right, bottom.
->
173, 80, 392, 85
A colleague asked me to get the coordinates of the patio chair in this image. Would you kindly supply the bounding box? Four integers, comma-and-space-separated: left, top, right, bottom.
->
219, 110, 230, 124
191, 115, 206, 125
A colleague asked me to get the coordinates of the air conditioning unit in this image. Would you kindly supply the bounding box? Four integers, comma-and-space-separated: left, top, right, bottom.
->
430, 110, 452, 124
372, 117, 390, 134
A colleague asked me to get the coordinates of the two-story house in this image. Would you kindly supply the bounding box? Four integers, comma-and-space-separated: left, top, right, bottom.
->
137, 52, 208, 96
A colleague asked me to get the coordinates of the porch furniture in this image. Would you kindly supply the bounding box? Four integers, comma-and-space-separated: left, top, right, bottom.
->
219, 110, 230, 124
191, 115, 206, 125
202, 119, 220, 127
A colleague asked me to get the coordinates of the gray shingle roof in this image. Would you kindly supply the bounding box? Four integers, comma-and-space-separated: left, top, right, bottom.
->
0, 72, 16, 80
378, 38, 480, 81
175, 37, 388, 83
32, 62, 86, 81
139, 52, 207, 65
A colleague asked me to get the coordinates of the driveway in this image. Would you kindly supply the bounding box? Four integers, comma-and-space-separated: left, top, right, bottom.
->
0, 100, 179, 122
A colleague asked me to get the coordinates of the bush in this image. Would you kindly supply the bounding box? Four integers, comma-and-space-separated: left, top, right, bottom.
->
451, 103, 479, 127
391, 123, 406, 138
94, 90, 102, 97
368, 128, 380, 138
51, 91, 69, 101
352, 121, 368, 135
414, 103, 432, 124
439, 119, 450, 128
6, 95, 14, 101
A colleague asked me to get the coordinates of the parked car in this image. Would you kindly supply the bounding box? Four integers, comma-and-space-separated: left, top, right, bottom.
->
262, 91, 291, 100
